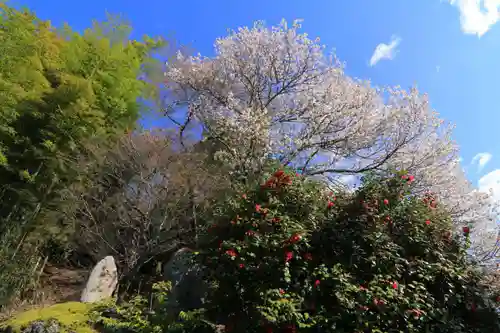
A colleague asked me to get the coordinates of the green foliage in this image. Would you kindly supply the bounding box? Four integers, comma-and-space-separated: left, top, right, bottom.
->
0, 2, 162, 217
0, 1, 163, 307
196, 166, 500, 332
90, 281, 213, 333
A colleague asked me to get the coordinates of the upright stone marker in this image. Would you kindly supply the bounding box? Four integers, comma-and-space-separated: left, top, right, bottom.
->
80, 256, 118, 303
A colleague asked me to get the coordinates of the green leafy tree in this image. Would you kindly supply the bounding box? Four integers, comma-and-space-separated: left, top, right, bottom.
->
0, 3, 162, 218
196, 166, 500, 333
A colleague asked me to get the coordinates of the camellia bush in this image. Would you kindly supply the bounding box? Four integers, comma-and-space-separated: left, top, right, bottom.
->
196, 165, 500, 333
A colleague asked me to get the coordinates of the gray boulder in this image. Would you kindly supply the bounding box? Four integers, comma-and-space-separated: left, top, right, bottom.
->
80, 256, 118, 303
163, 248, 207, 312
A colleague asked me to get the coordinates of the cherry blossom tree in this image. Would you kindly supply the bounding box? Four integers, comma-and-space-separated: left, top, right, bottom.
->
162, 19, 498, 265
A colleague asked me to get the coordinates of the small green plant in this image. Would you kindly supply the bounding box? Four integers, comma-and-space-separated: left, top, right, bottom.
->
90, 281, 214, 333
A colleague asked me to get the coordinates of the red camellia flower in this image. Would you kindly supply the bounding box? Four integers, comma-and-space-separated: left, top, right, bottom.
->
255, 204, 262, 212
274, 170, 285, 178
314, 279, 321, 287
391, 281, 398, 289
283, 175, 292, 185
225, 249, 237, 257
303, 252, 313, 261
238, 263, 245, 269
408, 309, 423, 318
285, 251, 293, 262
327, 201, 335, 208
425, 219, 431, 225
289, 233, 302, 243
383, 199, 389, 205
463, 226, 470, 234
263, 179, 275, 188
279, 288, 285, 295
408, 175, 415, 182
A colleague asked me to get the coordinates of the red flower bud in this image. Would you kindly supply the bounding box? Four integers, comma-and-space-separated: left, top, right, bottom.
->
314, 279, 321, 287
303, 252, 313, 261
327, 201, 334, 208
383, 199, 389, 205
391, 281, 398, 289
285, 251, 293, 262
238, 263, 245, 269
289, 233, 302, 243
463, 226, 470, 234
425, 219, 431, 225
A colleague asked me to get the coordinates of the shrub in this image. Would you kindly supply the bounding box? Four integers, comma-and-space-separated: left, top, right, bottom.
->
90, 282, 212, 333
197, 166, 500, 332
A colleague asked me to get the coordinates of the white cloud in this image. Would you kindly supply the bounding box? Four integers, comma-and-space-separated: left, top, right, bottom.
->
369, 35, 401, 67
471, 152, 492, 172
447, 0, 500, 37
479, 169, 500, 201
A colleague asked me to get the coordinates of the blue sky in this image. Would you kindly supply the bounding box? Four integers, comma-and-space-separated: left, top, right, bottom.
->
11, 0, 500, 196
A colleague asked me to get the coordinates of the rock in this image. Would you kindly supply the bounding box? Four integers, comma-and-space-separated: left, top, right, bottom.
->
81, 256, 118, 303
0, 319, 60, 333
21, 320, 60, 333
163, 248, 207, 312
